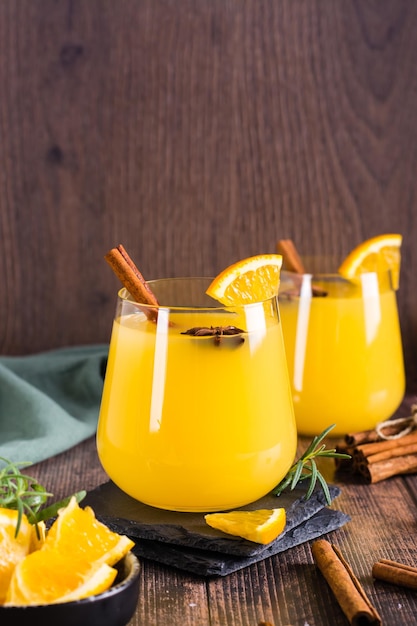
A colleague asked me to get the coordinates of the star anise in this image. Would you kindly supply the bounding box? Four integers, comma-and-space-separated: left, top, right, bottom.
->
181, 325, 245, 346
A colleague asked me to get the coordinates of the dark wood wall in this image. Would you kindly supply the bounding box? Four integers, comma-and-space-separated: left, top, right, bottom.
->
1, 1, 416, 388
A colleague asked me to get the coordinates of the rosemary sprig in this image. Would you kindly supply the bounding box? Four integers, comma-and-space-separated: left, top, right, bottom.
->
0, 457, 86, 537
272, 424, 351, 504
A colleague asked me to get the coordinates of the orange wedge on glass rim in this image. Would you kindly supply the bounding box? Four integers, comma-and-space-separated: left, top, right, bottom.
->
205, 508, 286, 545
338, 234, 402, 290
206, 254, 283, 305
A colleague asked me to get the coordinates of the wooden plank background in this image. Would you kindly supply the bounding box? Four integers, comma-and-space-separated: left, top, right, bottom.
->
1, 0, 416, 388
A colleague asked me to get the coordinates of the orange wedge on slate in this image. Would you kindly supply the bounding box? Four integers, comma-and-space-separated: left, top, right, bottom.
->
205, 508, 286, 545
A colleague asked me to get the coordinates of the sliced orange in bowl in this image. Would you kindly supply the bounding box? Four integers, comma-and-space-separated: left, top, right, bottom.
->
204, 507, 286, 545
206, 254, 283, 305
338, 234, 402, 289
29, 521, 46, 553
0, 509, 33, 604
3, 496, 136, 607
44, 496, 134, 567
5, 549, 117, 606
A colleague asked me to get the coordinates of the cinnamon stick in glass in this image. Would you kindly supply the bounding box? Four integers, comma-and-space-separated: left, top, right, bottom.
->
277, 239, 327, 296
277, 239, 306, 273
312, 540, 381, 626
372, 559, 417, 590
105, 244, 159, 320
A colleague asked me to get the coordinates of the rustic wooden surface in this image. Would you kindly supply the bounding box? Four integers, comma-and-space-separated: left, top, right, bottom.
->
30, 397, 417, 625
0, 1, 417, 390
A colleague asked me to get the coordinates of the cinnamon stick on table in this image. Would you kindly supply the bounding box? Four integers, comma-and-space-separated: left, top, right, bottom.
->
372, 559, 417, 591
361, 454, 417, 484
312, 540, 381, 626
105, 244, 159, 320
354, 432, 417, 464
336, 429, 417, 483
345, 410, 417, 445
345, 427, 398, 446
336, 408, 417, 483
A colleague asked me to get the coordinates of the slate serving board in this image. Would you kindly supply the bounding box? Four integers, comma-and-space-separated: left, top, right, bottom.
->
84, 481, 350, 576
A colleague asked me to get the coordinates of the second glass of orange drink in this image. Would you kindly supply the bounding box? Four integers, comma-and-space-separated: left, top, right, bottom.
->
97, 248, 297, 512
277, 235, 405, 437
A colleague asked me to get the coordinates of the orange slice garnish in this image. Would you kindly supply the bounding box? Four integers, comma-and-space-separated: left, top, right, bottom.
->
206, 254, 283, 305
338, 234, 402, 289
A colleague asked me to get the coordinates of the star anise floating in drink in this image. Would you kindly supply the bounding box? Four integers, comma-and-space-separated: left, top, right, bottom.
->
181, 325, 245, 346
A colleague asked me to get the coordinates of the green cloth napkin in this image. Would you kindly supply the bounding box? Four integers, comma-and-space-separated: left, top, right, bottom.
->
0, 345, 108, 465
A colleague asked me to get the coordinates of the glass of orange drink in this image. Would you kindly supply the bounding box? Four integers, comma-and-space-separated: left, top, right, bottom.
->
97, 266, 297, 512
278, 236, 405, 437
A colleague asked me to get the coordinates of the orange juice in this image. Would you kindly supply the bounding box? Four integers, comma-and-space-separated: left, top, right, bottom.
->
97, 279, 296, 512
279, 271, 405, 436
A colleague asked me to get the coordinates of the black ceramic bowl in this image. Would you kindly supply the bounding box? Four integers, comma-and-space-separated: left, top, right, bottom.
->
0, 551, 140, 626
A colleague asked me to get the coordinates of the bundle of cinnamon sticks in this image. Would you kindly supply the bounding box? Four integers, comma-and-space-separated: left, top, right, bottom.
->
335, 411, 417, 484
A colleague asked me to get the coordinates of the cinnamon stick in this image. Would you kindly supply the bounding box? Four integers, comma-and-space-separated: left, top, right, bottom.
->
336, 417, 417, 483
105, 245, 159, 320
357, 441, 417, 466
345, 430, 383, 447
312, 540, 381, 626
334, 444, 356, 471
277, 239, 327, 297
345, 414, 416, 445
351, 432, 417, 480
360, 454, 417, 484
372, 559, 417, 590
354, 431, 417, 458
277, 239, 306, 274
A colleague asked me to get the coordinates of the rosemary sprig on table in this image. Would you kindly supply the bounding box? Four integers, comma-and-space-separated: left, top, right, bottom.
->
0, 457, 86, 536
272, 425, 351, 504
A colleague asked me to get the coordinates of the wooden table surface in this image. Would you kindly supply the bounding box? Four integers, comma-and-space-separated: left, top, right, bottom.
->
30, 399, 417, 626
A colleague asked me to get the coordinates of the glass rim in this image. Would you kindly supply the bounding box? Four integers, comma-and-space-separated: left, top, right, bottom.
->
117, 276, 280, 311
280, 268, 395, 280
